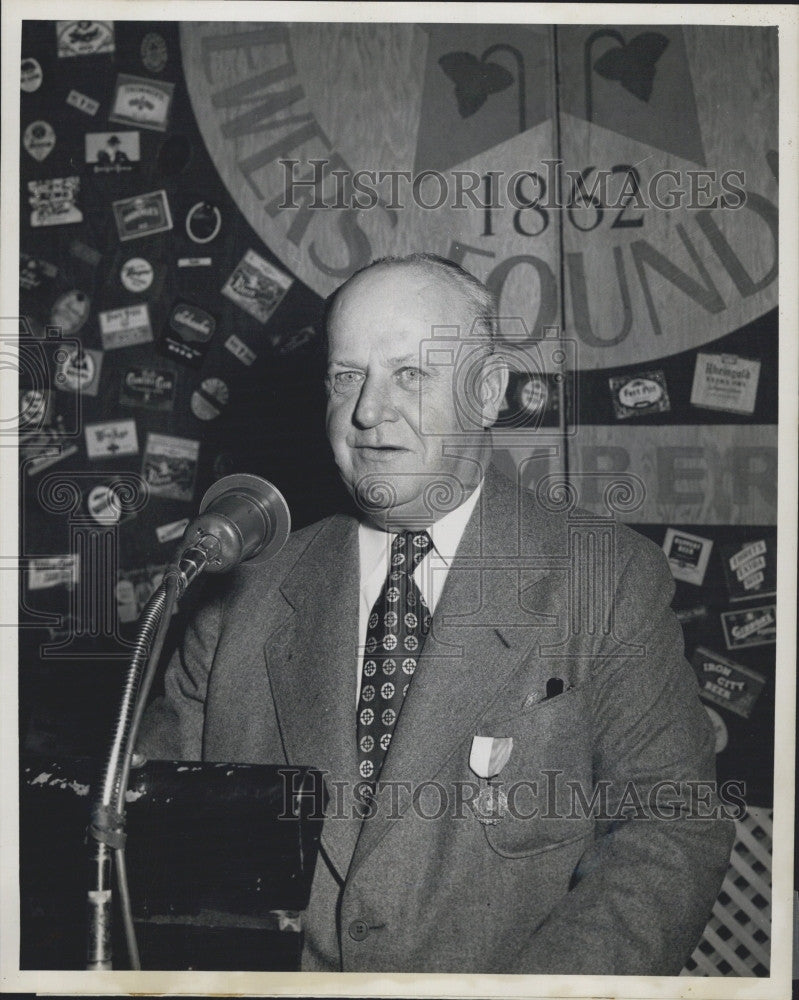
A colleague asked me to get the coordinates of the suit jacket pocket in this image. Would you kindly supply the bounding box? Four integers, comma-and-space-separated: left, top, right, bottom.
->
477, 687, 595, 858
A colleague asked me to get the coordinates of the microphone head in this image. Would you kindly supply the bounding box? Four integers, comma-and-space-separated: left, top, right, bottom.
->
197, 474, 291, 569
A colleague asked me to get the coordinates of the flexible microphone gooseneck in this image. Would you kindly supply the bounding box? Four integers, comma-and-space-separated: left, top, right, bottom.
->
87, 476, 291, 970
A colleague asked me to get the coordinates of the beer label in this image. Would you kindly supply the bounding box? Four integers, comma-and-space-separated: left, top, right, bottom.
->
141, 433, 199, 501
54, 346, 103, 397
28, 177, 82, 227
691, 646, 766, 719
661, 528, 713, 586
23, 121, 56, 162
112, 190, 173, 241
191, 377, 229, 420
675, 605, 709, 626
85, 419, 139, 459
109, 73, 174, 132
28, 555, 80, 591
721, 605, 776, 650
222, 249, 293, 324
609, 370, 671, 419
160, 302, 216, 368
99, 304, 153, 350
156, 518, 189, 544
69, 240, 102, 267
178, 257, 212, 267
57, 21, 114, 57
66, 90, 100, 116
690, 352, 761, 415
273, 324, 318, 355
224, 334, 256, 366
119, 366, 176, 411
141, 32, 168, 73
21, 58, 43, 93
50, 290, 90, 335
20, 254, 59, 291
19, 389, 53, 432
729, 540, 766, 571
120, 257, 154, 293
87, 485, 123, 525
721, 537, 776, 602
116, 564, 171, 623
22, 414, 79, 476
85, 131, 140, 174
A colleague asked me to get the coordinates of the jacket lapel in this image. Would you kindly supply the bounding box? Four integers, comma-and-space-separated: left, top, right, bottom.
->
265, 515, 363, 880
349, 465, 563, 874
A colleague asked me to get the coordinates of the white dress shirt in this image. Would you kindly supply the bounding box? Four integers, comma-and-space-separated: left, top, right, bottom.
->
355, 481, 482, 700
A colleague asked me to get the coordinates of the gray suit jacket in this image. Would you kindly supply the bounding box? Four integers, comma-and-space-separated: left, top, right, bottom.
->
138, 465, 734, 974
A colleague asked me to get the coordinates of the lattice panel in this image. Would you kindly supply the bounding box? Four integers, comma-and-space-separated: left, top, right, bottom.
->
681, 806, 772, 977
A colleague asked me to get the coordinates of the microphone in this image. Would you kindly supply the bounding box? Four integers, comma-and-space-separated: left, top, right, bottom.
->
175, 474, 291, 580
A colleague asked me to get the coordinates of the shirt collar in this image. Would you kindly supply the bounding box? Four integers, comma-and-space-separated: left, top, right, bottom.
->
359, 480, 483, 580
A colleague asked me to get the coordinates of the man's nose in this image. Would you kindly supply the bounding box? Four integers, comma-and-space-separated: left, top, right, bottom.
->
352, 375, 397, 428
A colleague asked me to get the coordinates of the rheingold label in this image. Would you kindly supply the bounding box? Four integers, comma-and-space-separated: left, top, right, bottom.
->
109, 73, 174, 132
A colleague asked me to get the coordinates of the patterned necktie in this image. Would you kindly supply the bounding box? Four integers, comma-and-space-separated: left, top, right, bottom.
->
357, 530, 433, 784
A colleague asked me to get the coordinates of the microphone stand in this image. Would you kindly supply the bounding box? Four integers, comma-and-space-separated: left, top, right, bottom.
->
85, 474, 291, 969
85, 542, 216, 970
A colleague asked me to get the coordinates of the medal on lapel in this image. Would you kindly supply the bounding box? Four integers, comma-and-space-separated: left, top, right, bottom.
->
469, 735, 513, 826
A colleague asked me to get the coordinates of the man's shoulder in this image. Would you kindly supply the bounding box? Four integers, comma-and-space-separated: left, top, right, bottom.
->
203, 511, 356, 607
488, 464, 670, 581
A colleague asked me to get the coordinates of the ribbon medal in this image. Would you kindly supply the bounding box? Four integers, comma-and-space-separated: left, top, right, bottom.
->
469, 735, 513, 826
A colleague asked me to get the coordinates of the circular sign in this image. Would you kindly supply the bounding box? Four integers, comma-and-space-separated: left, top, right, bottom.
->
19, 389, 50, 430
181, 22, 779, 370
120, 257, 154, 293
21, 58, 43, 93
55, 347, 96, 391
50, 290, 90, 335
23, 121, 56, 162
87, 485, 123, 524
191, 377, 229, 420
186, 200, 222, 244
141, 32, 168, 73
704, 705, 729, 755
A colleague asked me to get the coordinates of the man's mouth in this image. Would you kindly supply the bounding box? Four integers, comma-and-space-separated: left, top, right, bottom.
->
354, 444, 410, 457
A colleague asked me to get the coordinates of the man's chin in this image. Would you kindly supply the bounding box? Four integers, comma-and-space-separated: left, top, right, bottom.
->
348, 471, 469, 529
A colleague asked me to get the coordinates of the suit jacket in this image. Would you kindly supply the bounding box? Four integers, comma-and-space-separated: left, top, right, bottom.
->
138, 465, 734, 974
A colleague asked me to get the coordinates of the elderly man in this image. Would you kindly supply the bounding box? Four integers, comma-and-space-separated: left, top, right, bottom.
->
139, 253, 734, 975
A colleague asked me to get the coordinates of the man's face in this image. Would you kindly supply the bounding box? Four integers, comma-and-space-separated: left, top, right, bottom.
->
325, 264, 503, 527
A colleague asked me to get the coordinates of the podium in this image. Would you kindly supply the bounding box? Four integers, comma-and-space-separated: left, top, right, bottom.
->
20, 755, 327, 970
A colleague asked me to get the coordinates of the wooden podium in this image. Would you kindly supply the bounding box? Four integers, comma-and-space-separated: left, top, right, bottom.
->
20, 756, 327, 970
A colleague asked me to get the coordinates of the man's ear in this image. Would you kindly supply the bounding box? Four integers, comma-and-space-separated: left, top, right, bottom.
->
478, 354, 509, 427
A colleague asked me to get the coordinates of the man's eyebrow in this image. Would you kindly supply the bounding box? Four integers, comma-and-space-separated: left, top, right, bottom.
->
387, 354, 442, 369
328, 359, 364, 368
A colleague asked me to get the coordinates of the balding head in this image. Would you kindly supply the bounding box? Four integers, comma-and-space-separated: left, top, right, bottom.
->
324, 255, 507, 529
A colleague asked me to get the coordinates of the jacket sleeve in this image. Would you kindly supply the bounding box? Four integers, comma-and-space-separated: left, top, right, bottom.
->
518, 536, 736, 975
135, 589, 225, 761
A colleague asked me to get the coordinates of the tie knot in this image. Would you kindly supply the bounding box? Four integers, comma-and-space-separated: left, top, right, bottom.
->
391, 530, 432, 571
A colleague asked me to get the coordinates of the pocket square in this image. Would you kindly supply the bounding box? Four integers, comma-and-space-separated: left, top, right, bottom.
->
469, 735, 513, 779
